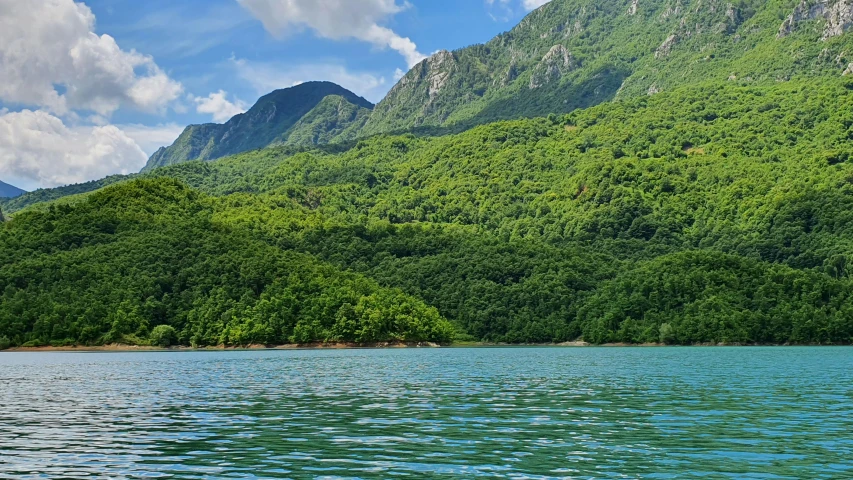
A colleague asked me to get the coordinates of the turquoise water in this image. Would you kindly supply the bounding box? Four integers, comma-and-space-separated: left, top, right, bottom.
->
0, 347, 851, 479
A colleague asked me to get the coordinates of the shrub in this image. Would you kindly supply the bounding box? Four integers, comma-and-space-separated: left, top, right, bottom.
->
150, 325, 178, 348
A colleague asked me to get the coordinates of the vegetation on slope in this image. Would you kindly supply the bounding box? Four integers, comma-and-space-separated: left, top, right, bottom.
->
4, 78, 852, 347
363, 0, 853, 134
7, 0, 853, 347
136, 0, 853, 172
0, 179, 454, 348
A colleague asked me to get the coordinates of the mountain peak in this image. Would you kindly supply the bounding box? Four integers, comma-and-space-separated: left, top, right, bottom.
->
0, 180, 26, 199
143, 82, 373, 171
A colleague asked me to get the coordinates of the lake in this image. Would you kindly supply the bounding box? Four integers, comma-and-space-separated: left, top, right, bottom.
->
0, 347, 851, 479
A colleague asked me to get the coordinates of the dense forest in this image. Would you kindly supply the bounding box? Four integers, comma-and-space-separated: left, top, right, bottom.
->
3, 78, 853, 347
0, 180, 454, 348
4, 0, 853, 348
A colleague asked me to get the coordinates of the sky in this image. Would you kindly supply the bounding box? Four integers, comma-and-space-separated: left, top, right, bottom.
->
0, 0, 550, 192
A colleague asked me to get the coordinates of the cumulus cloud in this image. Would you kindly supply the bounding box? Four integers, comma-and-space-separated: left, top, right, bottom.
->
0, 0, 182, 116
232, 57, 390, 103
236, 0, 426, 67
193, 91, 249, 123
0, 110, 149, 189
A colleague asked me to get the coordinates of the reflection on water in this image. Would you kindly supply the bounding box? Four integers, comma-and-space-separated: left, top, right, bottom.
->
0, 347, 851, 479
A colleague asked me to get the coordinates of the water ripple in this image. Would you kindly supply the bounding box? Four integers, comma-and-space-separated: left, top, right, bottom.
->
0, 347, 851, 479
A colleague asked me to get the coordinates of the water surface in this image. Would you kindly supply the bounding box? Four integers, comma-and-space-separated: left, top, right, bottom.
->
0, 347, 851, 478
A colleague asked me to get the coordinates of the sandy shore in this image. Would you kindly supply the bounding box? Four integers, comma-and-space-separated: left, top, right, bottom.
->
3, 342, 443, 352
3, 341, 820, 352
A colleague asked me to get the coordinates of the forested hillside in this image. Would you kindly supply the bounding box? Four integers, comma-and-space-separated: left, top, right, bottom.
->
0, 179, 453, 348
3, 77, 853, 347
4, 0, 853, 348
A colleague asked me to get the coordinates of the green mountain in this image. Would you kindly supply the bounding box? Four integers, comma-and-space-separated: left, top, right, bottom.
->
362, 0, 853, 133
143, 82, 373, 171
5, 78, 853, 347
141, 0, 853, 166
0, 180, 25, 199
5, 0, 853, 348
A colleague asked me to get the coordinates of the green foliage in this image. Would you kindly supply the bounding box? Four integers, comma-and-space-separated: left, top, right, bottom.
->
0, 336, 10, 350
8, 0, 853, 346
285, 95, 373, 147
0, 174, 131, 215
0, 179, 454, 349
150, 325, 177, 348
577, 251, 853, 345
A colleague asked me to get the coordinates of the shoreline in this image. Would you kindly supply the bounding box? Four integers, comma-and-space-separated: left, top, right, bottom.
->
2, 341, 442, 353
2, 341, 845, 353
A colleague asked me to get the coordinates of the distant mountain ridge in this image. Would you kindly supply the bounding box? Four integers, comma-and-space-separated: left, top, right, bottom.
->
144, 0, 853, 172
0, 181, 25, 199
143, 82, 373, 171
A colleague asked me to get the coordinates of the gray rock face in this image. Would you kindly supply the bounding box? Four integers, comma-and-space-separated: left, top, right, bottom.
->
530, 45, 575, 89
656, 34, 679, 58
629, 0, 640, 16
426, 51, 456, 98
779, 0, 853, 40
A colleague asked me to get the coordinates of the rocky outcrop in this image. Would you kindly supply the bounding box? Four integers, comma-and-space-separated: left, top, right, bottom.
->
425, 50, 456, 98
656, 34, 679, 58
530, 45, 575, 89
629, 0, 640, 16
779, 0, 853, 40
500, 61, 519, 87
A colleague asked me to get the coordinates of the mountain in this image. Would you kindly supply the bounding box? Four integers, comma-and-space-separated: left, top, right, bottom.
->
362, 0, 853, 133
143, 0, 853, 169
5, 77, 853, 347
143, 82, 373, 171
0, 181, 25, 199
7, 0, 853, 348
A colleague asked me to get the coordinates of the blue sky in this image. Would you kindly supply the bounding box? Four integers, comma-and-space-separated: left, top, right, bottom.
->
0, 0, 549, 191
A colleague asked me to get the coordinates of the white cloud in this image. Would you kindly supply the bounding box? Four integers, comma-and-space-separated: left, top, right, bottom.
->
193, 91, 249, 123
0, 0, 183, 116
486, 0, 551, 19
231, 57, 389, 103
0, 110, 149, 190
117, 123, 186, 156
523, 0, 551, 9
236, 0, 426, 68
